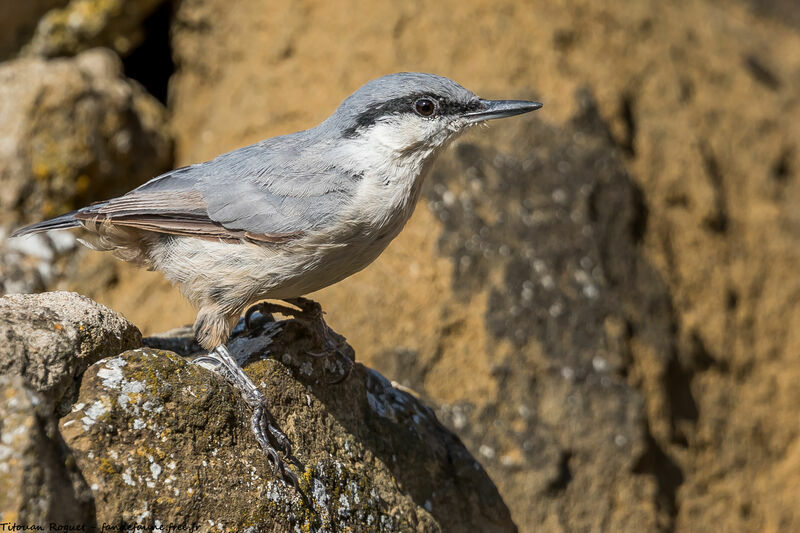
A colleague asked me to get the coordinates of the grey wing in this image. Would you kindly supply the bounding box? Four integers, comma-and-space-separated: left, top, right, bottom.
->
70, 155, 352, 244
202, 173, 352, 236
199, 139, 358, 235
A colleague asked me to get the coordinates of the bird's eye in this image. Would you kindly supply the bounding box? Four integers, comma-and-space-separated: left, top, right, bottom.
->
414, 98, 435, 117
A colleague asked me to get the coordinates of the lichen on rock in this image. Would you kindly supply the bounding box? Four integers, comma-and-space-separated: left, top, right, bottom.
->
58, 315, 516, 531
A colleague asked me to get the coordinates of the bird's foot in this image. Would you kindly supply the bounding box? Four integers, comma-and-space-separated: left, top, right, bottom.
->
243, 298, 353, 383
193, 345, 298, 487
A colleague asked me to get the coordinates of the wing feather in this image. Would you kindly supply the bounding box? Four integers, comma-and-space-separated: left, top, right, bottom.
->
19, 134, 358, 244
74, 189, 305, 244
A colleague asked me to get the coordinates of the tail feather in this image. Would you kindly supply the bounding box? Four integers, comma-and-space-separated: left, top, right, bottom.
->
10, 211, 80, 237
10, 209, 155, 268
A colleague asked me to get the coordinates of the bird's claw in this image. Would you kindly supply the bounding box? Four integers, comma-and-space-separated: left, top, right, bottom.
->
243, 298, 354, 384
194, 345, 297, 487
244, 303, 278, 331
252, 405, 297, 486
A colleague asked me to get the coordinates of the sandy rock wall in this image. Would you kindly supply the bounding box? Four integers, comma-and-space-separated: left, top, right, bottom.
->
160, 1, 800, 531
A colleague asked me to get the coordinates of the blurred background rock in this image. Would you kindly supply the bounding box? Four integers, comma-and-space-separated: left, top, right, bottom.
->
1, 0, 798, 531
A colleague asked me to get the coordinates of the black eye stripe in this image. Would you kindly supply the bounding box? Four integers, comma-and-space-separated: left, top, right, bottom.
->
342, 94, 481, 137
440, 98, 482, 115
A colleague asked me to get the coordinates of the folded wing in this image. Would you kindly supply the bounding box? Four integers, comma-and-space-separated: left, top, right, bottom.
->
13, 134, 357, 244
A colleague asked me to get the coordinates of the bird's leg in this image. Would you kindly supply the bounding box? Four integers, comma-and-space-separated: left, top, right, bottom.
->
192, 345, 297, 486
244, 297, 353, 383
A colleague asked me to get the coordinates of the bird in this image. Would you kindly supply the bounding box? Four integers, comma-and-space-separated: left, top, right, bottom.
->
13, 72, 542, 482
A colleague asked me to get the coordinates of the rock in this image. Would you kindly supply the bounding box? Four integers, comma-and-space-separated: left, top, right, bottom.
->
24, 0, 168, 58
0, 374, 95, 525
0, 48, 172, 230
743, 0, 800, 29
0, 0, 68, 60
0, 238, 48, 296
60, 316, 516, 531
0, 291, 142, 416
0, 228, 79, 295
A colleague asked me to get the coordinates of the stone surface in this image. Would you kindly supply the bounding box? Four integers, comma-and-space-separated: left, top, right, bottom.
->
0, 0, 68, 60
0, 48, 172, 230
0, 374, 95, 524
24, 0, 168, 58
0, 291, 142, 415
60, 316, 516, 532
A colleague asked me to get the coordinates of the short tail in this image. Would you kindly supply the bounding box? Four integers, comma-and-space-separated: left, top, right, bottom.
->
10, 211, 80, 237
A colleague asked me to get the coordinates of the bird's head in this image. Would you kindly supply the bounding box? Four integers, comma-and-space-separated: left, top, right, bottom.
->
326, 72, 542, 158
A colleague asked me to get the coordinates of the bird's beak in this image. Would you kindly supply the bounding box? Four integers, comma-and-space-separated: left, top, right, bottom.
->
464, 99, 543, 124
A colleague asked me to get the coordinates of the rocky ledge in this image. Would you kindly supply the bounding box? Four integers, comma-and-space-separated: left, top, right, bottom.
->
0, 291, 515, 532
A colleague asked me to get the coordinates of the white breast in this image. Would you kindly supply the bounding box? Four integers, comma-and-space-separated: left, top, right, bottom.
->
267, 124, 439, 296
